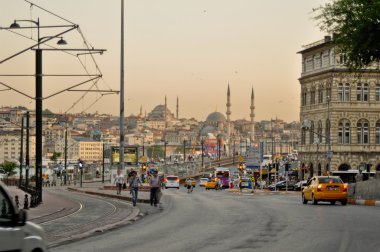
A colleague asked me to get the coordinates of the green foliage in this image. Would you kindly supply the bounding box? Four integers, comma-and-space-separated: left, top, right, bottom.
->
0, 161, 17, 177
50, 152, 61, 163
314, 0, 380, 69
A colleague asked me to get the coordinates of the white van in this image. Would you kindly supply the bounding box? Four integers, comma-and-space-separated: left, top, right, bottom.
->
165, 175, 180, 189
0, 181, 49, 252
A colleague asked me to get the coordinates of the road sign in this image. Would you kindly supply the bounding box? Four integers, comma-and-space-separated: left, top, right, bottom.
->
140, 156, 147, 162
239, 156, 244, 162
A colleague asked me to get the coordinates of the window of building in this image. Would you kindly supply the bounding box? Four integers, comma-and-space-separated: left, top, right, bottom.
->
338, 120, 350, 144
376, 121, 380, 144
318, 121, 323, 143
338, 83, 343, 101
311, 88, 316, 105
339, 53, 347, 65
376, 84, 380, 101
356, 84, 363, 101
310, 121, 314, 144
357, 119, 369, 144
344, 83, 350, 101
301, 129, 306, 145
318, 88, 323, 103
363, 84, 369, 101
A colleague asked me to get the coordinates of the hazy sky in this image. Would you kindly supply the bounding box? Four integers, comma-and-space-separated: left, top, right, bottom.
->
0, 0, 329, 122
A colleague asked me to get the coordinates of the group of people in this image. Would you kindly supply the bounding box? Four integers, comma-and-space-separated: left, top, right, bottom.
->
114, 169, 161, 207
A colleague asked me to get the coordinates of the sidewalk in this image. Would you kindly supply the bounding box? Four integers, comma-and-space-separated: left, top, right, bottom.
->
67, 181, 153, 204
7, 186, 80, 223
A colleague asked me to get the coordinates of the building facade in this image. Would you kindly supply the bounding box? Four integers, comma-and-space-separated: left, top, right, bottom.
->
298, 36, 380, 176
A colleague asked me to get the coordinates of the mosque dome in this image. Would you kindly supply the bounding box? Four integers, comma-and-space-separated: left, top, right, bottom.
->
148, 105, 174, 120
200, 125, 216, 136
205, 112, 226, 124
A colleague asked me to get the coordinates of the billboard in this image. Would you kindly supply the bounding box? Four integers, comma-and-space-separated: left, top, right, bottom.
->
111, 146, 137, 165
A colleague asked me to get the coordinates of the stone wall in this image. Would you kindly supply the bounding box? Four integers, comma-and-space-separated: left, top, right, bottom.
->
348, 178, 380, 200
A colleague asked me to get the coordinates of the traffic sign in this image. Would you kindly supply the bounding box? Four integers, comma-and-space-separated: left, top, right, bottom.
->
140, 156, 147, 162
239, 155, 244, 162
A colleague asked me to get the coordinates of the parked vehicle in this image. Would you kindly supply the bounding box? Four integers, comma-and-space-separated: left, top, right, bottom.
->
302, 176, 348, 205
268, 181, 296, 191
239, 177, 252, 189
205, 178, 217, 190
0, 181, 49, 252
294, 180, 307, 191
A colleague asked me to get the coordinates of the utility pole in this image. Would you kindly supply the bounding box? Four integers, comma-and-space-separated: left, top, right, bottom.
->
19, 116, 24, 187
119, 0, 125, 172
183, 139, 186, 163
201, 139, 204, 169
102, 142, 105, 183
64, 117, 68, 185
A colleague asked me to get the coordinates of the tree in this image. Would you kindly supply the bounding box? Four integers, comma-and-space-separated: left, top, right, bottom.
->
0, 161, 17, 178
314, 0, 380, 69
50, 152, 61, 165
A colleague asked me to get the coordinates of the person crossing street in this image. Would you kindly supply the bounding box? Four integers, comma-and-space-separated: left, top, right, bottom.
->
128, 171, 142, 207
148, 170, 161, 207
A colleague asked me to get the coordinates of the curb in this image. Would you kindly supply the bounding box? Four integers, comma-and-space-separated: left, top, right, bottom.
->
348, 198, 380, 207
67, 187, 151, 204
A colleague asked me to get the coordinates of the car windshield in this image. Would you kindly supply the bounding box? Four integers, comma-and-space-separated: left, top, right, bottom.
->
167, 177, 178, 181
319, 177, 342, 184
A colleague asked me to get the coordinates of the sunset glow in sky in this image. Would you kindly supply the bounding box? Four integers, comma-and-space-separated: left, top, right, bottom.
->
0, 0, 329, 121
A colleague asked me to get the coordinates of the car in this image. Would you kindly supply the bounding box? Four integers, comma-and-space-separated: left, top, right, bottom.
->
165, 175, 180, 189
184, 178, 196, 187
0, 181, 49, 252
205, 178, 217, 190
302, 176, 348, 205
199, 178, 208, 187
239, 177, 252, 189
294, 180, 307, 191
268, 181, 296, 191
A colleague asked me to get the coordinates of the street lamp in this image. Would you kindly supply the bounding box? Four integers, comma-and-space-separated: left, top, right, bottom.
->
326, 95, 332, 174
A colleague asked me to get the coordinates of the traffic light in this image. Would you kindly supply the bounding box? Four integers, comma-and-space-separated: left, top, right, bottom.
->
239, 163, 244, 170
78, 159, 83, 169
285, 163, 290, 172
141, 163, 147, 171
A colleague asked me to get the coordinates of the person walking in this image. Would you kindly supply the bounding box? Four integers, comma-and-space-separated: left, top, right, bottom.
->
114, 169, 124, 195
128, 171, 142, 206
148, 170, 161, 207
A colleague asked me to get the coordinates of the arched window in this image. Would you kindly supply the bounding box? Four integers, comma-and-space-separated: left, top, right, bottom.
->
363, 84, 369, 101
318, 87, 323, 103
338, 120, 350, 144
338, 83, 343, 101
376, 121, 380, 144
310, 121, 315, 144
357, 119, 369, 144
344, 83, 350, 101
311, 87, 316, 105
317, 121, 322, 143
376, 84, 380, 101
356, 83, 363, 101
301, 89, 307, 106
301, 129, 306, 145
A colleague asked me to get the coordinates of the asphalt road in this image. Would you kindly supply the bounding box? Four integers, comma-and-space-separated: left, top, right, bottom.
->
52, 186, 380, 252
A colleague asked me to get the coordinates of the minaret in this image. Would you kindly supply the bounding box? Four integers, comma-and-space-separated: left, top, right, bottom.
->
250, 87, 255, 143
176, 96, 179, 119
164, 95, 167, 128
139, 105, 143, 117
226, 83, 231, 138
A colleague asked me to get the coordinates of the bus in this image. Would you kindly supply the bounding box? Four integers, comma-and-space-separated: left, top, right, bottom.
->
214, 167, 230, 188
331, 170, 376, 183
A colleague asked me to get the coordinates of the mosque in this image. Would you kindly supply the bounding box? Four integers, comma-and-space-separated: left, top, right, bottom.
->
143, 85, 256, 155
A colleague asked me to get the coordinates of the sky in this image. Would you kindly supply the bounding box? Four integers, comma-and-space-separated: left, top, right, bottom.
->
0, 0, 329, 122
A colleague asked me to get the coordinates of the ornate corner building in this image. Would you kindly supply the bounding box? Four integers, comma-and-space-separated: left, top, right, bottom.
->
298, 36, 380, 175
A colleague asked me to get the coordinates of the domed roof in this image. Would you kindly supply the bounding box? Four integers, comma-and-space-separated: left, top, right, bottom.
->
206, 112, 226, 123
200, 125, 216, 136
148, 105, 174, 120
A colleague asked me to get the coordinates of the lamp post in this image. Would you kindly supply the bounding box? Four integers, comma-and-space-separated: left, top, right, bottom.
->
326, 95, 332, 174
25, 111, 30, 188
217, 135, 222, 167
19, 116, 24, 187
201, 138, 204, 169
183, 139, 186, 164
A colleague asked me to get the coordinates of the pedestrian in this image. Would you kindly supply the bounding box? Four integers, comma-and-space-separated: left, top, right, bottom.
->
148, 170, 161, 207
128, 171, 142, 206
114, 169, 124, 195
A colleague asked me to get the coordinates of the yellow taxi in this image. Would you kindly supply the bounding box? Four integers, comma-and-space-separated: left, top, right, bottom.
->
302, 176, 348, 205
205, 178, 217, 190
184, 178, 196, 187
